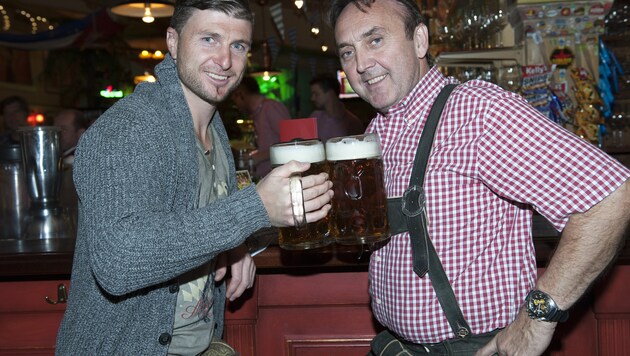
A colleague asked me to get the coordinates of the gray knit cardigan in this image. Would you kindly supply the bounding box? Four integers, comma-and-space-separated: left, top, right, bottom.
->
55, 54, 271, 355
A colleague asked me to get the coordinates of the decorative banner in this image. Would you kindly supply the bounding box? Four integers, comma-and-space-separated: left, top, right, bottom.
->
0, 9, 123, 50
290, 52, 299, 71
287, 27, 298, 49
309, 12, 319, 27
287, 27, 298, 71
267, 36, 280, 65
269, 2, 285, 42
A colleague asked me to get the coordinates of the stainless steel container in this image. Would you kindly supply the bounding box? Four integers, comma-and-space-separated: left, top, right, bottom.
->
18, 126, 73, 239
18, 126, 63, 206
0, 144, 29, 239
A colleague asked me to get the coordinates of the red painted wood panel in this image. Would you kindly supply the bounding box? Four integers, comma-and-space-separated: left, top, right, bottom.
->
254, 272, 379, 356
257, 272, 371, 306
2, 266, 629, 355
598, 319, 630, 356
593, 265, 630, 314
256, 306, 379, 356
0, 280, 69, 356
0, 280, 69, 312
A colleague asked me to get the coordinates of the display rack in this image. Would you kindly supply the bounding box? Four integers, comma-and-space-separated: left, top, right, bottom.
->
435, 46, 525, 68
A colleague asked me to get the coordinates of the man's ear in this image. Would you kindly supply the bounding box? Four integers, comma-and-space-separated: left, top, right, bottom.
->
166, 27, 178, 60
413, 23, 429, 60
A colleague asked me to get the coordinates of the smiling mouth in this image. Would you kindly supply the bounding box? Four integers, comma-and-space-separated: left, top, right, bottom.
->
366, 74, 386, 85
207, 72, 228, 81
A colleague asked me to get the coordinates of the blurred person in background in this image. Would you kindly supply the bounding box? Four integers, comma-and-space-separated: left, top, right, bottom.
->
231, 75, 291, 179
53, 109, 88, 212
53, 109, 87, 166
0, 95, 29, 146
309, 73, 364, 142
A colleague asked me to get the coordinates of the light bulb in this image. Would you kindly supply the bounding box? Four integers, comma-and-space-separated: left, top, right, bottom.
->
321, 45, 328, 52
263, 71, 270, 81
142, 6, 154, 23
294, 0, 304, 10
311, 27, 319, 35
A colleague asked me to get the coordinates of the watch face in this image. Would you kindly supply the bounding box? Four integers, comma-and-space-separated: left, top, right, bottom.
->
527, 290, 550, 318
526, 290, 569, 322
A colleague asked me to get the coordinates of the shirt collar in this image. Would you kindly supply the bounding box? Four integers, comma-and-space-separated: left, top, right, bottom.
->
377, 66, 452, 125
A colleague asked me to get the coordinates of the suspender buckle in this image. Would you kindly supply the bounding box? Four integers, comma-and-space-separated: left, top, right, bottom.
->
401, 185, 425, 217
456, 325, 470, 339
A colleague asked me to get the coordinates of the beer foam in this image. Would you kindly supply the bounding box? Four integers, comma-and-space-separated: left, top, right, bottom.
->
270, 142, 325, 164
326, 136, 381, 161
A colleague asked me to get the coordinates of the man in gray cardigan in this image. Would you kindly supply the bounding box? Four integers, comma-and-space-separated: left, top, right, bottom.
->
55, 1, 333, 355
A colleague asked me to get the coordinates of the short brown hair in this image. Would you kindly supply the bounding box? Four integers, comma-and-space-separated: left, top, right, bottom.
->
170, 0, 254, 34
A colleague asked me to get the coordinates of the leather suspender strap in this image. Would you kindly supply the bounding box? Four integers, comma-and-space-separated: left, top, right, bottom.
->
403, 83, 457, 277
387, 83, 471, 338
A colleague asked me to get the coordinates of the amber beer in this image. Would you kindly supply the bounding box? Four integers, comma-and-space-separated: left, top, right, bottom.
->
326, 134, 390, 245
270, 140, 331, 250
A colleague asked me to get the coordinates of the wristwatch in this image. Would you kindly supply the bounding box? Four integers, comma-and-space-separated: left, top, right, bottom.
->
525, 290, 569, 323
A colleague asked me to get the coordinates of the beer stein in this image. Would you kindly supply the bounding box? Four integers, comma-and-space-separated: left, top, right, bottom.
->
326, 133, 390, 245
270, 139, 331, 250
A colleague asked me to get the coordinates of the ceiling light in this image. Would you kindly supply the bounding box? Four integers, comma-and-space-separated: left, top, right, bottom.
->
250, 41, 280, 80
142, 5, 154, 23
295, 1, 304, 10
321, 45, 328, 52
110, 1, 174, 22
139, 50, 152, 59
311, 27, 319, 35
139, 50, 165, 60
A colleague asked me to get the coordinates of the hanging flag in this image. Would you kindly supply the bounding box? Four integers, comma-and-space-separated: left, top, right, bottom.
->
287, 27, 298, 49
290, 52, 299, 71
267, 36, 280, 65
269, 3, 285, 42
309, 13, 319, 27
0, 9, 123, 50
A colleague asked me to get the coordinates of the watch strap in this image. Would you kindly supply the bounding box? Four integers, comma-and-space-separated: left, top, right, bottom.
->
545, 306, 570, 323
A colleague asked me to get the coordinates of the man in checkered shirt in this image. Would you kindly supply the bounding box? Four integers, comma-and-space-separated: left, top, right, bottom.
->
328, 0, 630, 354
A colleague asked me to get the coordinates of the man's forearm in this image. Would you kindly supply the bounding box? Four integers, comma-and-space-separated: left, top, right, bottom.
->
536, 180, 630, 310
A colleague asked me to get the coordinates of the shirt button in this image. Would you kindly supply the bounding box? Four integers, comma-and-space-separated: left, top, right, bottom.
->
375, 298, 382, 304
158, 332, 171, 345
374, 255, 382, 262
168, 284, 179, 293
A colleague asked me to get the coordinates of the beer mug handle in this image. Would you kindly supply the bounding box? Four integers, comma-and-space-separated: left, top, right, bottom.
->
289, 176, 307, 229
345, 168, 363, 200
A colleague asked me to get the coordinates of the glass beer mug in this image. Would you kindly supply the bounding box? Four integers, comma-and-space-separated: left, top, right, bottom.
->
326, 133, 390, 245
269, 139, 331, 250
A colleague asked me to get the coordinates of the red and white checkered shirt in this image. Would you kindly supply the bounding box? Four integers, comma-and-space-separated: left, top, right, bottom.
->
367, 67, 630, 344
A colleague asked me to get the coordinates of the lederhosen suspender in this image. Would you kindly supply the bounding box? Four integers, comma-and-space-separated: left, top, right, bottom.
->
387, 84, 471, 339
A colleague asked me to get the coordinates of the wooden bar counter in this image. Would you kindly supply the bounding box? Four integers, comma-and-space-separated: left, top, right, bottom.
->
1, 217, 629, 355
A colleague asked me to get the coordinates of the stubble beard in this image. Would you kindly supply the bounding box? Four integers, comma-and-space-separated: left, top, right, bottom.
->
178, 61, 232, 107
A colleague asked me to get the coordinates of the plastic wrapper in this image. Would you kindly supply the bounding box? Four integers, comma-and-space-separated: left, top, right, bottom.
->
569, 67, 605, 143
521, 64, 556, 120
